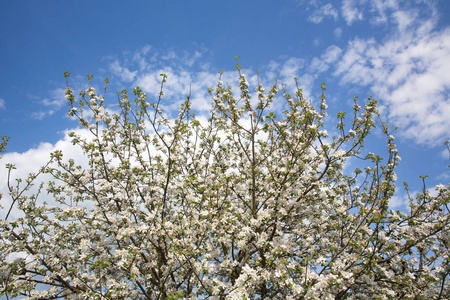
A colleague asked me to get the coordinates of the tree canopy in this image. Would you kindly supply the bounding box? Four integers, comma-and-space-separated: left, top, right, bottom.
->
1, 64, 449, 299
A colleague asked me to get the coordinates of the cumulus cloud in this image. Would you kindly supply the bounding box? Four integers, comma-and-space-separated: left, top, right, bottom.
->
327, 1, 449, 145
293, 0, 448, 145
0, 128, 91, 220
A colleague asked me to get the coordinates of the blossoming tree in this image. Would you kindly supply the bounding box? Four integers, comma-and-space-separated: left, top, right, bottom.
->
1, 62, 449, 299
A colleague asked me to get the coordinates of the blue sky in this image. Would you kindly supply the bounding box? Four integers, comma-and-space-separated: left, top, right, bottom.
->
1, 0, 450, 211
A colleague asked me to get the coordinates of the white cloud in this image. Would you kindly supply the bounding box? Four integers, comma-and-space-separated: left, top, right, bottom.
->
392, 9, 416, 32
333, 9, 450, 145
132, 44, 152, 71
341, 0, 365, 25
367, 0, 398, 24
109, 59, 138, 82
436, 171, 450, 181
322, 45, 343, 63
0, 98, 5, 110
264, 57, 316, 100
389, 183, 449, 211
113, 47, 327, 115
279, 57, 305, 79
31, 111, 52, 120
388, 193, 409, 209
100, 21, 448, 148
300, 0, 435, 31
310, 45, 343, 73
134, 67, 217, 113
313, 38, 320, 47
440, 147, 450, 160
105, 46, 208, 107
41, 99, 61, 107
310, 57, 328, 74
268, 57, 318, 98
96, 32, 449, 148
183, 50, 203, 68
334, 27, 343, 38
0, 128, 90, 220
340, 0, 438, 29
30, 88, 67, 120
124, 47, 311, 115
42, 88, 66, 109
308, 3, 339, 23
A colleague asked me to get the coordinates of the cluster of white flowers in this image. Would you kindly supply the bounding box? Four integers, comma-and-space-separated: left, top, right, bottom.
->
1, 72, 448, 299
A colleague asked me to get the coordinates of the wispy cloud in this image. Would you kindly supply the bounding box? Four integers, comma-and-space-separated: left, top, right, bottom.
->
309, 45, 343, 73
340, 0, 400, 26
99, 46, 332, 122
341, 0, 364, 25
0, 98, 5, 110
31, 111, 50, 120
43, 88, 66, 109
299, 0, 437, 29
31, 88, 66, 120
132, 45, 152, 71
339, 0, 439, 29
103, 47, 220, 114
279, 57, 305, 80
108, 59, 138, 82
308, 3, 339, 23
334, 27, 343, 38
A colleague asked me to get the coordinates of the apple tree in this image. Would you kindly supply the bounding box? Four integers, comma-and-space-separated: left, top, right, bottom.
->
1, 64, 449, 299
